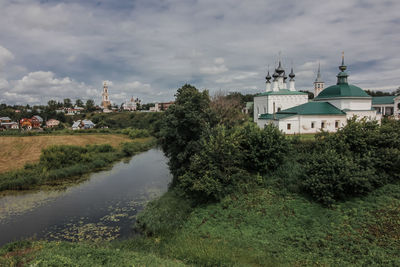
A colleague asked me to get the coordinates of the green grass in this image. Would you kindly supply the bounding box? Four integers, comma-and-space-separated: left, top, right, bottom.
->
134, 182, 400, 266
0, 241, 188, 267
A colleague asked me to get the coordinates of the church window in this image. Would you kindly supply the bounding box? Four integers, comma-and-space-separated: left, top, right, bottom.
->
335, 121, 339, 128
278, 107, 281, 112
264, 107, 266, 113
311, 122, 315, 128
287, 123, 291, 130
257, 107, 259, 114
321, 122, 325, 128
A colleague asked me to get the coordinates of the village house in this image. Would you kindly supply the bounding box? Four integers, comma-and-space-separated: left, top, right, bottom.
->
31, 115, 43, 128
72, 120, 95, 130
0, 117, 19, 130
46, 119, 60, 128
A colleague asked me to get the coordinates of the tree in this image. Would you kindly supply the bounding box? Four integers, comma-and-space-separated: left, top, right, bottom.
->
159, 84, 217, 185
300, 90, 314, 99
85, 99, 96, 112
210, 90, 247, 127
47, 100, 58, 111
395, 86, 400, 96
75, 99, 84, 107
63, 98, 72, 108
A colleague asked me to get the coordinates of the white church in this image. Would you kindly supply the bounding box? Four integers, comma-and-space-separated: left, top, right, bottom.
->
254, 55, 381, 134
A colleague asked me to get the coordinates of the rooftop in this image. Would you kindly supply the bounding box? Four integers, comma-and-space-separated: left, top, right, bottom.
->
372, 96, 396, 105
256, 89, 308, 96
259, 102, 345, 120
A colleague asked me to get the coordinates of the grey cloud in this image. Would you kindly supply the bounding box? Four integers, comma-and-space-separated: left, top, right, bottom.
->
0, 0, 399, 105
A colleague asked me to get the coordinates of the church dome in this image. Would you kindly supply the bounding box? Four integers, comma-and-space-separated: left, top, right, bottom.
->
315, 83, 370, 99
315, 55, 370, 99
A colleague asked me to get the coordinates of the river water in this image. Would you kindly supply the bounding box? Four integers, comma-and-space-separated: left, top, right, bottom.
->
0, 149, 171, 246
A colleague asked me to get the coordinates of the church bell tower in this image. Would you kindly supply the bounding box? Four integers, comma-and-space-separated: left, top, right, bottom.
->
314, 63, 324, 97
101, 81, 111, 108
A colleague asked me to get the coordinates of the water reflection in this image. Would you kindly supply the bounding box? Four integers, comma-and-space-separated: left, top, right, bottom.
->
0, 149, 170, 246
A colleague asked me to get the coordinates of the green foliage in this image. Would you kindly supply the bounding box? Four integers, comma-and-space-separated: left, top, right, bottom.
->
136, 189, 193, 236
177, 126, 251, 202
160, 84, 217, 184
240, 123, 289, 175
0, 241, 186, 267
302, 150, 378, 205
121, 128, 150, 139
302, 118, 400, 205
40, 145, 88, 169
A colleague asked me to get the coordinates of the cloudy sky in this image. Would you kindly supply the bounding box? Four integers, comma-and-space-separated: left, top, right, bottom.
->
0, 0, 399, 105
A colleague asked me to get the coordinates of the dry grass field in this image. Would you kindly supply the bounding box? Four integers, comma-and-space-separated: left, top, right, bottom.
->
0, 134, 133, 173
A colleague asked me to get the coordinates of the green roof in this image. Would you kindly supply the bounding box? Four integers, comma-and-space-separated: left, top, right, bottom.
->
256, 89, 308, 96
259, 102, 345, 120
372, 96, 395, 105
315, 83, 370, 99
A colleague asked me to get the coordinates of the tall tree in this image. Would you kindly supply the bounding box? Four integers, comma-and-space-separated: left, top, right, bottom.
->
75, 99, 84, 107
63, 98, 72, 108
159, 84, 217, 185
85, 99, 96, 112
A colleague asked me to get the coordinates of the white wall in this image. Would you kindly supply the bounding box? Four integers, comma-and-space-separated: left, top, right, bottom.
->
324, 98, 371, 111
258, 115, 347, 134
254, 94, 308, 125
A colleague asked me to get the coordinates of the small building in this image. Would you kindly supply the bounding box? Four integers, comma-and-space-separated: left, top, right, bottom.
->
46, 119, 60, 128
72, 120, 95, 130
123, 97, 141, 111
66, 106, 84, 115
0, 117, 12, 123
31, 115, 43, 128
242, 102, 253, 114
372, 96, 400, 118
1, 121, 19, 130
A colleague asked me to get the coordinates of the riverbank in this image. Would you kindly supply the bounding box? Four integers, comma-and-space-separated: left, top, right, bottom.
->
0, 134, 134, 173
1, 182, 399, 266
0, 137, 156, 193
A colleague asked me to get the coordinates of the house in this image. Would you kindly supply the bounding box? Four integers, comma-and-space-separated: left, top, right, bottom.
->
72, 120, 95, 130
20, 118, 33, 130
0, 117, 11, 123
372, 95, 400, 118
256, 55, 381, 134
0, 117, 19, 130
46, 119, 60, 128
31, 115, 43, 128
66, 106, 84, 115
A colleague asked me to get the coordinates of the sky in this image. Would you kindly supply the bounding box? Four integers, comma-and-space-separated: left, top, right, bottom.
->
0, 0, 399, 105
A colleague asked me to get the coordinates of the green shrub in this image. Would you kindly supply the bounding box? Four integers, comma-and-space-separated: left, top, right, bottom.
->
239, 123, 289, 174
40, 145, 87, 169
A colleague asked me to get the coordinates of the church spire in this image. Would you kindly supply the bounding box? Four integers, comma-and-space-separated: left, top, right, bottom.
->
315, 62, 323, 82
337, 52, 349, 84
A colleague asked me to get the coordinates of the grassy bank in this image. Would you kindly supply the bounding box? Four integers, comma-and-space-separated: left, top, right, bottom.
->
0, 134, 133, 173
0, 137, 156, 193
2, 182, 399, 266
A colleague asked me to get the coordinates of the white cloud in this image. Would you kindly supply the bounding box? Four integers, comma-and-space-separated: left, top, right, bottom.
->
0, 45, 14, 69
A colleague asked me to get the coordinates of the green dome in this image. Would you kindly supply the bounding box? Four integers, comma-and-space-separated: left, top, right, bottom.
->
315, 83, 370, 99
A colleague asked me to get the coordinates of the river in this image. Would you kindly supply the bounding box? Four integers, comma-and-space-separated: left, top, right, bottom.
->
0, 149, 171, 246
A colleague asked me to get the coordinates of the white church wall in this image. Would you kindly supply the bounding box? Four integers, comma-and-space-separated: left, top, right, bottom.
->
345, 110, 381, 122
325, 98, 371, 111
253, 96, 269, 124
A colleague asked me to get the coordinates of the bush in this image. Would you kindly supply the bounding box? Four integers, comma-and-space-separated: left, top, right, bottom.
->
40, 145, 87, 169
302, 150, 378, 205
121, 128, 150, 139
239, 123, 289, 175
